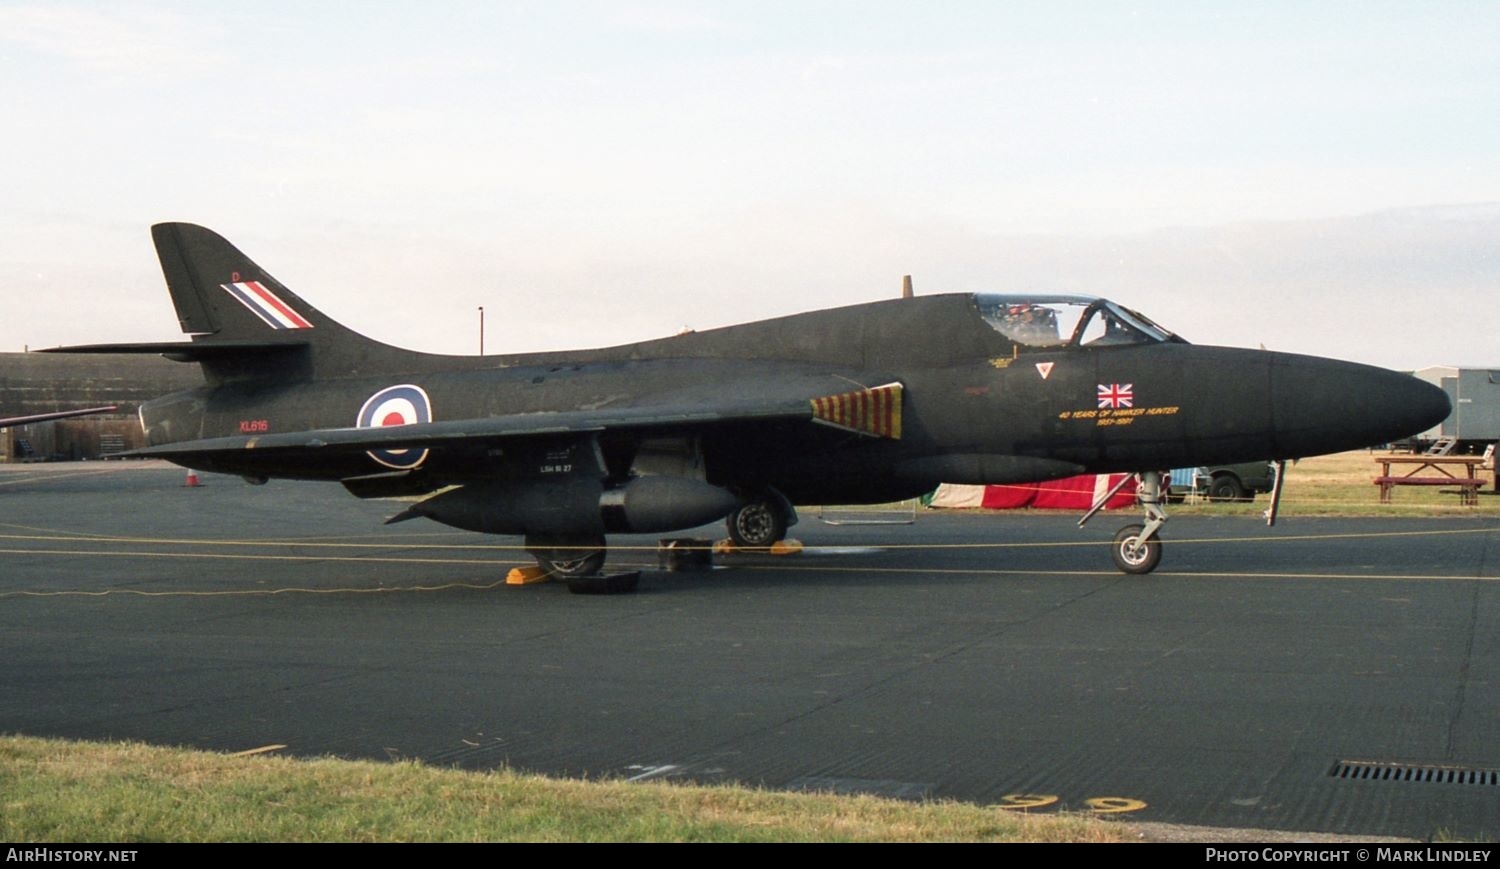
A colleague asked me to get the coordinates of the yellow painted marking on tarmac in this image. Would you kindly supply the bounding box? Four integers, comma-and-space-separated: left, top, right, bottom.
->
229, 744, 287, 757
995, 793, 1060, 810
0, 524, 503, 547
0, 524, 1493, 556
1086, 797, 1148, 814
1, 515, 1494, 601
4, 558, 1491, 600
665, 525, 1499, 553
0, 546, 510, 565
0, 531, 533, 551
734, 563, 1500, 582
790, 526, 1500, 550
0, 572, 514, 599
1154, 570, 1500, 582
0, 467, 126, 487
1130, 527, 1500, 546
3, 542, 1491, 586
739, 564, 1122, 577
0, 522, 123, 540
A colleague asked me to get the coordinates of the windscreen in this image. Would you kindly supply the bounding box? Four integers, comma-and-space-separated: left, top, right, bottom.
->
974, 295, 1178, 348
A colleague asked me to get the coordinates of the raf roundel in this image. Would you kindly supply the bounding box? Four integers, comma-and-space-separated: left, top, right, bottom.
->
356, 384, 433, 469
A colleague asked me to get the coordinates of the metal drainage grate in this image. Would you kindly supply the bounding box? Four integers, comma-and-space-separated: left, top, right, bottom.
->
1331, 760, 1500, 786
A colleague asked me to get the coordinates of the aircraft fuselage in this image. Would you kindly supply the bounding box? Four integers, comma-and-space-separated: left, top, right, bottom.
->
138, 295, 1446, 506
64, 224, 1449, 579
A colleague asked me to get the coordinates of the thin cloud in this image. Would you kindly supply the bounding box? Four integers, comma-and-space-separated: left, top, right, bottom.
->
610, 3, 730, 33
0, 4, 224, 74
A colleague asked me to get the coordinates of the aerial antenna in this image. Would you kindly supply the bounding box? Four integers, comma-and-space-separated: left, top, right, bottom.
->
901, 275, 913, 299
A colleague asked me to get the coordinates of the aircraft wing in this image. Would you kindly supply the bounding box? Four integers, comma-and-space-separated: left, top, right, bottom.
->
123, 380, 903, 461
0, 406, 118, 428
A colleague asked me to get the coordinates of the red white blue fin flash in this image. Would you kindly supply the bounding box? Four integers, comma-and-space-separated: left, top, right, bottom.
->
220, 281, 315, 330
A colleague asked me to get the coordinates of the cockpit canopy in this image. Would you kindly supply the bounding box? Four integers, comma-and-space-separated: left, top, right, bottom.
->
973, 294, 1182, 349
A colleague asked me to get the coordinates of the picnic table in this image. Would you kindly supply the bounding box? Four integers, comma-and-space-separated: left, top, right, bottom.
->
1373, 455, 1487, 506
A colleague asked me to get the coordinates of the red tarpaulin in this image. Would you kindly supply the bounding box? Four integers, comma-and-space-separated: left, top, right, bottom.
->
931, 474, 1135, 511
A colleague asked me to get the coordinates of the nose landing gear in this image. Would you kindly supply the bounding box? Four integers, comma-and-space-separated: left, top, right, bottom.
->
1081, 470, 1167, 575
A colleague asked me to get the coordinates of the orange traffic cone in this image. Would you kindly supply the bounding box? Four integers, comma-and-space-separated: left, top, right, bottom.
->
183, 471, 201, 488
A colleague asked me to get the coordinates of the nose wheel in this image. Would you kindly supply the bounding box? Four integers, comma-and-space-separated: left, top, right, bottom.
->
1110, 524, 1163, 574
1081, 470, 1168, 575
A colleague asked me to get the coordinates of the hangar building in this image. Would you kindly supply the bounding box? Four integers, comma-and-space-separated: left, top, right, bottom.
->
0, 352, 199, 461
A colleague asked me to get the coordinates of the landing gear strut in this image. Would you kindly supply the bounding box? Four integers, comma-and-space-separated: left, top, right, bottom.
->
1080, 471, 1167, 575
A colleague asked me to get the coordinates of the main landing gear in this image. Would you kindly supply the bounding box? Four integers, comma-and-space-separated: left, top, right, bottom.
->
523, 533, 639, 594
724, 490, 796, 549
1080, 471, 1167, 575
525, 533, 608, 579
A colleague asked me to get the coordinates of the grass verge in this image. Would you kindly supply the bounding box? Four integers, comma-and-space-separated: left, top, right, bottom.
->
1173, 450, 1499, 518
0, 735, 1128, 843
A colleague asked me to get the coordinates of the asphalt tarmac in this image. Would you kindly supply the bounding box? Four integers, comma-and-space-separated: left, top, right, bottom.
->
2, 462, 1497, 840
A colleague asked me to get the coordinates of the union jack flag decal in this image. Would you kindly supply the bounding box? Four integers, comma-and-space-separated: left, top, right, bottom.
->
1097, 383, 1133, 409
220, 281, 315, 330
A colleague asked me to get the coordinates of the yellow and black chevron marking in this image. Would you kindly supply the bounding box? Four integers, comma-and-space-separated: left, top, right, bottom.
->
810, 382, 903, 439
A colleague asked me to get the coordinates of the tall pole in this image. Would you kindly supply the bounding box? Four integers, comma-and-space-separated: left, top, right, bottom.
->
478, 306, 485, 355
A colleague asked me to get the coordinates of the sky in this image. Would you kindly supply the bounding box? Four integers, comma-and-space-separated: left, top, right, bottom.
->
1, 1, 1497, 368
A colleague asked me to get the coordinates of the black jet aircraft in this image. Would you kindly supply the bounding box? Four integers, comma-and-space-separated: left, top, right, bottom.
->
52, 223, 1449, 586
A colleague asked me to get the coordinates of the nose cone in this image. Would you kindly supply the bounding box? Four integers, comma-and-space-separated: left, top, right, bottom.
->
1270, 354, 1451, 457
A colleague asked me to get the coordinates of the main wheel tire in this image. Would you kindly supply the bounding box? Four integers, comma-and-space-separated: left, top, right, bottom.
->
726, 500, 786, 549
1111, 524, 1163, 575
535, 548, 607, 579
1207, 475, 1247, 502
525, 533, 607, 579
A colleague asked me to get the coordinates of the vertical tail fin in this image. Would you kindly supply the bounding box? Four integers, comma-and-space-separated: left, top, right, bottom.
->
151, 223, 416, 381
154, 222, 342, 342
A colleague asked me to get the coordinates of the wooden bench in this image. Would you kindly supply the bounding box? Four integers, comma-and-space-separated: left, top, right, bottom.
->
1374, 475, 1484, 506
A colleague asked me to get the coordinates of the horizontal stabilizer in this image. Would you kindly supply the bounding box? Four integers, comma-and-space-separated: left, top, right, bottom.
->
0, 406, 118, 428
42, 340, 309, 363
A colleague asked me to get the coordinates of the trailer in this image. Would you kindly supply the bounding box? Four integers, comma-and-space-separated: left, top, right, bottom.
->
1412, 366, 1500, 454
